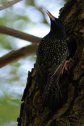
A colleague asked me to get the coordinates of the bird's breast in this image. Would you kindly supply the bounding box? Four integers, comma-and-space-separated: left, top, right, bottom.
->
37, 37, 67, 67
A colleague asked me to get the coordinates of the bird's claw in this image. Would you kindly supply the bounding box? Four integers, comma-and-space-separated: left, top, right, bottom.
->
61, 58, 73, 74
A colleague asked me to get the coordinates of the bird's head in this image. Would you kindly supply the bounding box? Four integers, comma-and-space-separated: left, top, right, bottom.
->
47, 10, 66, 39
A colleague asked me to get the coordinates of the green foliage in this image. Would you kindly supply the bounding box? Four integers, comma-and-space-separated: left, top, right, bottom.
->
0, 96, 20, 124
25, 0, 35, 6
16, 15, 29, 22
0, 36, 13, 49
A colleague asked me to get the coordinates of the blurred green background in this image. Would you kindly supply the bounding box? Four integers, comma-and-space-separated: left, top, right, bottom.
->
0, 0, 67, 126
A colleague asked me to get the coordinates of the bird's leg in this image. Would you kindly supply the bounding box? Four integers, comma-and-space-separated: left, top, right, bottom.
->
61, 58, 73, 74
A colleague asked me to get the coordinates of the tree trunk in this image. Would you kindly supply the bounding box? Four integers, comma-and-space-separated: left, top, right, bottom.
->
17, 0, 84, 126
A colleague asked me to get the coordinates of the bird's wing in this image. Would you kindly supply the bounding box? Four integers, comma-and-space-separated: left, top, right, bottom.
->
43, 62, 67, 110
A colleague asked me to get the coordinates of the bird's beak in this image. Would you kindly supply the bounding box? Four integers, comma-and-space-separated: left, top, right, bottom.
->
47, 10, 55, 21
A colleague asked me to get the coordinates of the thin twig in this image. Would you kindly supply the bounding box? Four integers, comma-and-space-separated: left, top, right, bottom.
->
0, 44, 38, 68
0, 26, 42, 43
0, 0, 22, 10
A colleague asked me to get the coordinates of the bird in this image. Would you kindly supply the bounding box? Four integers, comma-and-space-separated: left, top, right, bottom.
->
36, 10, 77, 110
36, 10, 67, 88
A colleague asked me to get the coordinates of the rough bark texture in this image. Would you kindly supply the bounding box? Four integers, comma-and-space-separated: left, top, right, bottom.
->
17, 0, 84, 126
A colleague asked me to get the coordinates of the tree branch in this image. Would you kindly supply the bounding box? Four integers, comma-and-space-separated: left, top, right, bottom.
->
0, 0, 22, 10
0, 26, 42, 44
0, 44, 37, 68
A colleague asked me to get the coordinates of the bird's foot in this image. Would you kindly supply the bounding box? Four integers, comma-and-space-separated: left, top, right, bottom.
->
61, 58, 73, 74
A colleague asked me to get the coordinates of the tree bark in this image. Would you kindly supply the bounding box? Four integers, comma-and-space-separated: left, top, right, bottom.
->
17, 0, 84, 126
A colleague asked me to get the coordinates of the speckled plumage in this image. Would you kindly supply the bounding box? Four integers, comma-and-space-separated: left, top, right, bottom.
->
37, 33, 67, 79
36, 12, 68, 110
36, 16, 67, 85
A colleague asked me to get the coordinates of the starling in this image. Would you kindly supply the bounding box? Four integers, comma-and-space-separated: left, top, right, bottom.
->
36, 11, 76, 110
36, 11, 67, 90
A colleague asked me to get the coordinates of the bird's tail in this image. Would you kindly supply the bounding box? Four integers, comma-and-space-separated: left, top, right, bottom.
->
43, 61, 69, 110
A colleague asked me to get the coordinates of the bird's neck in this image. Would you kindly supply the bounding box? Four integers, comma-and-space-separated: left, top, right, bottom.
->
48, 30, 66, 40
